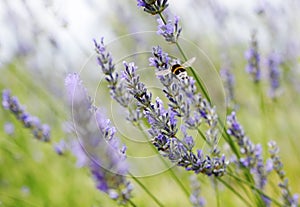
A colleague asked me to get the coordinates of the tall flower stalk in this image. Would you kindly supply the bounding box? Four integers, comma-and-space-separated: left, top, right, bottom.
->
267, 52, 281, 99
268, 141, 299, 207
64, 73, 133, 205
245, 32, 261, 83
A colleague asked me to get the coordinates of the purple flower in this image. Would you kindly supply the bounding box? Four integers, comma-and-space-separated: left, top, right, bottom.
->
189, 175, 206, 207
245, 33, 261, 82
137, 0, 146, 7
136, 0, 169, 15
4, 122, 14, 135
267, 52, 281, 98
149, 46, 170, 71
227, 112, 272, 204
54, 139, 67, 155
268, 141, 299, 207
2, 89, 51, 142
94, 38, 133, 112
94, 37, 115, 76
65, 73, 132, 204
157, 16, 182, 43
220, 67, 235, 107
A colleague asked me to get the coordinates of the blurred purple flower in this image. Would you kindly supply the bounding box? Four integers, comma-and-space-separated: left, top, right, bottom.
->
267, 52, 282, 98
2, 89, 50, 142
65, 73, 132, 204
4, 122, 14, 135
189, 175, 206, 207
220, 67, 235, 107
54, 139, 67, 156
245, 33, 261, 82
268, 141, 299, 207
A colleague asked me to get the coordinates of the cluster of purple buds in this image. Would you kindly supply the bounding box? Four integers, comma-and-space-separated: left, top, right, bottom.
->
157, 16, 182, 43
2, 89, 50, 142
137, 0, 168, 15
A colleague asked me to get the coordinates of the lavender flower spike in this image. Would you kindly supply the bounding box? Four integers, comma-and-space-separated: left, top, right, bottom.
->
157, 15, 182, 43
245, 32, 261, 82
267, 52, 281, 98
2, 89, 50, 142
189, 175, 206, 207
94, 38, 131, 108
137, 0, 169, 15
65, 73, 132, 204
268, 141, 299, 207
227, 111, 272, 206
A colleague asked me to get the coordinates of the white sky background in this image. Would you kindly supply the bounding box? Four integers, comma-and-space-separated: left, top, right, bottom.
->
0, 0, 299, 73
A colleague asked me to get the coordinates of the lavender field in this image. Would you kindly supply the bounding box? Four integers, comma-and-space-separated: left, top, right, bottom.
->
0, 0, 300, 206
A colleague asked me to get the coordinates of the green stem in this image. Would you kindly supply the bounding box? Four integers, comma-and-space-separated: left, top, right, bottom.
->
157, 10, 211, 103
129, 172, 164, 207
214, 178, 220, 207
128, 199, 138, 207
227, 172, 282, 207
217, 178, 252, 207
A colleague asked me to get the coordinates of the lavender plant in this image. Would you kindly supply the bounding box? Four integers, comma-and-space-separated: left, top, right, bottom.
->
189, 175, 206, 207
268, 141, 299, 207
220, 67, 235, 109
267, 52, 281, 98
245, 32, 261, 83
123, 60, 227, 176
137, 0, 168, 15
64, 73, 133, 205
157, 15, 182, 43
2, 89, 51, 142
94, 38, 228, 177
227, 111, 299, 206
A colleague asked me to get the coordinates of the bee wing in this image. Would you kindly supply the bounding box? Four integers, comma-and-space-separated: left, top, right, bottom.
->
155, 69, 171, 76
182, 57, 196, 68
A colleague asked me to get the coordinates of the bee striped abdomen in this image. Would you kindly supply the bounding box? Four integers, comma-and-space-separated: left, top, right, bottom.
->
171, 64, 188, 80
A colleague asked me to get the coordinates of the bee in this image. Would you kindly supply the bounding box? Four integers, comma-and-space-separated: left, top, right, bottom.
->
155, 57, 196, 80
